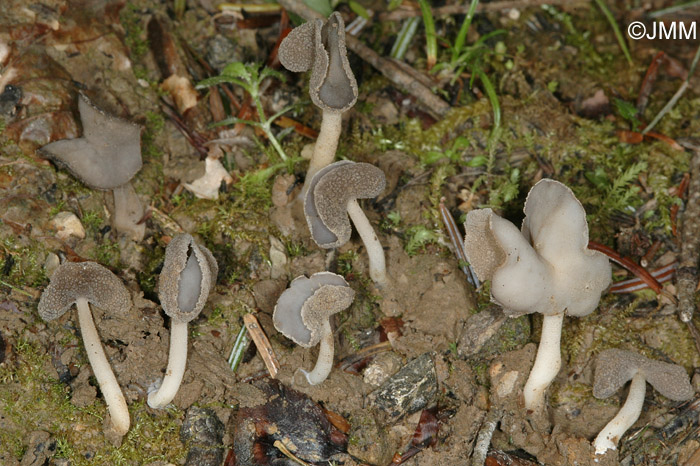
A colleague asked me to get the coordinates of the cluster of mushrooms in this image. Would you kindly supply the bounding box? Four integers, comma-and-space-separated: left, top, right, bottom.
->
35, 11, 694, 456
464, 179, 694, 455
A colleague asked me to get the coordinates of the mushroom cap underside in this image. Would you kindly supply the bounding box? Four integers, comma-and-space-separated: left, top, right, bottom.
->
273, 272, 355, 347
593, 349, 694, 402
38, 261, 131, 321
39, 93, 142, 190
158, 233, 218, 324
304, 161, 386, 248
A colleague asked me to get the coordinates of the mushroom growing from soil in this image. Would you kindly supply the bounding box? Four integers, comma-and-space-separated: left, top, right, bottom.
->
463, 179, 611, 412
147, 234, 218, 409
38, 261, 132, 437
278, 12, 358, 197
304, 160, 387, 288
39, 93, 145, 240
593, 349, 694, 455
273, 272, 355, 385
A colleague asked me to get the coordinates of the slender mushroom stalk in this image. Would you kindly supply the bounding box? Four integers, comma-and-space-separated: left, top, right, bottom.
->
278, 12, 358, 197
39, 93, 145, 240
148, 234, 218, 409
592, 349, 694, 455
464, 179, 611, 412
273, 272, 355, 385
305, 161, 388, 288
38, 261, 132, 437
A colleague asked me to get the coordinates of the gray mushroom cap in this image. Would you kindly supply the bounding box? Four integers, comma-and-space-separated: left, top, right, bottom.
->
39, 93, 142, 190
158, 234, 218, 324
38, 261, 131, 321
594, 349, 694, 402
273, 272, 355, 347
304, 160, 386, 248
278, 12, 358, 113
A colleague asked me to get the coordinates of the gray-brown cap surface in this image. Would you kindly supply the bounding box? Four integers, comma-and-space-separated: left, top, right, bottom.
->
304, 161, 386, 248
158, 234, 218, 324
273, 272, 355, 347
38, 261, 131, 321
39, 93, 142, 190
594, 349, 694, 402
278, 12, 357, 113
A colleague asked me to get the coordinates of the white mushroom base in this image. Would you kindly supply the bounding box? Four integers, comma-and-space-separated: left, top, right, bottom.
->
76, 297, 130, 436
523, 312, 564, 412
347, 199, 387, 288
300, 321, 335, 385
594, 372, 646, 455
148, 321, 188, 408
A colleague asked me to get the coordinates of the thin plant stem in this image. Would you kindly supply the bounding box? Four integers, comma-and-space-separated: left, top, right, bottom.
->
452, 0, 480, 64
418, 0, 437, 70
594, 0, 632, 65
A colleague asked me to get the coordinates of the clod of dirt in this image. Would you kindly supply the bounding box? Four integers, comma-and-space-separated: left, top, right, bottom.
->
347, 410, 399, 465
231, 379, 347, 465
20, 430, 56, 466
180, 406, 225, 466
368, 352, 437, 424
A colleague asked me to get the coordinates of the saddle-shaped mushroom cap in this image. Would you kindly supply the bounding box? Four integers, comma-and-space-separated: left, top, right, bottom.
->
38, 261, 131, 320
304, 161, 386, 248
39, 93, 142, 190
273, 272, 354, 347
464, 179, 611, 318
594, 349, 694, 402
158, 234, 218, 324
278, 12, 357, 113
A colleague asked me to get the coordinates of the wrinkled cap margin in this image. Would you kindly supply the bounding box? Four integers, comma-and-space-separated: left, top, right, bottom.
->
304, 160, 386, 249
38, 261, 131, 321
39, 93, 142, 190
158, 233, 218, 324
593, 349, 694, 402
273, 272, 355, 347
278, 12, 357, 113
463, 179, 611, 318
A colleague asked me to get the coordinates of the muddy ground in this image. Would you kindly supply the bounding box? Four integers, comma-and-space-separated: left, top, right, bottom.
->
2, 0, 700, 465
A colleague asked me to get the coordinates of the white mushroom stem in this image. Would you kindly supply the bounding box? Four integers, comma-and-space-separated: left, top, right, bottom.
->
111, 182, 145, 241
523, 312, 564, 412
301, 112, 342, 198
347, 198, 387, 289
594, 372, 646, 455
147, 320, 188, 408
300, 320, 335, 385
76, 297, 130, 436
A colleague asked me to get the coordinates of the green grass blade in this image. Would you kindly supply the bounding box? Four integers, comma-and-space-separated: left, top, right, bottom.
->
593, 0, 633, 65
452, 0, 480, 64
417, 0, 437, 70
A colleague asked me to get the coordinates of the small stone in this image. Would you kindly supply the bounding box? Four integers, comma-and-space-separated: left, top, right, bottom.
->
180, 406, 225, 446
51, 212, 85, 240
271, 173, 296, 207
269, 236, 287, 279
363, 351, 403, 387
183, 151, 233, 200
44, 253, 60, 278
368, 352, 437, 424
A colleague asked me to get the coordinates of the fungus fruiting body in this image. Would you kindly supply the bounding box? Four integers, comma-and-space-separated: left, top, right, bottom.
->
278, 12, 358, 197
463, 179, 611, 412
147, 234, 218, 408
38, 261, 132, 436
304, 161, 387, 288
39, 93, 145, 240
273, 272, 355, 385
593, 349, 693, 455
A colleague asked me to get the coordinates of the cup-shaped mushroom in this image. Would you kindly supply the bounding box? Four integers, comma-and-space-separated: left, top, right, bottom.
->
273, 272, 355, 385
464, 179, 611, 412
593, 349, 693, 455
305, 161, 387, 288
147, 234, 218, 409
38, 261, 132, 437
278, 12, 358, 195
39, 93, 145, 240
